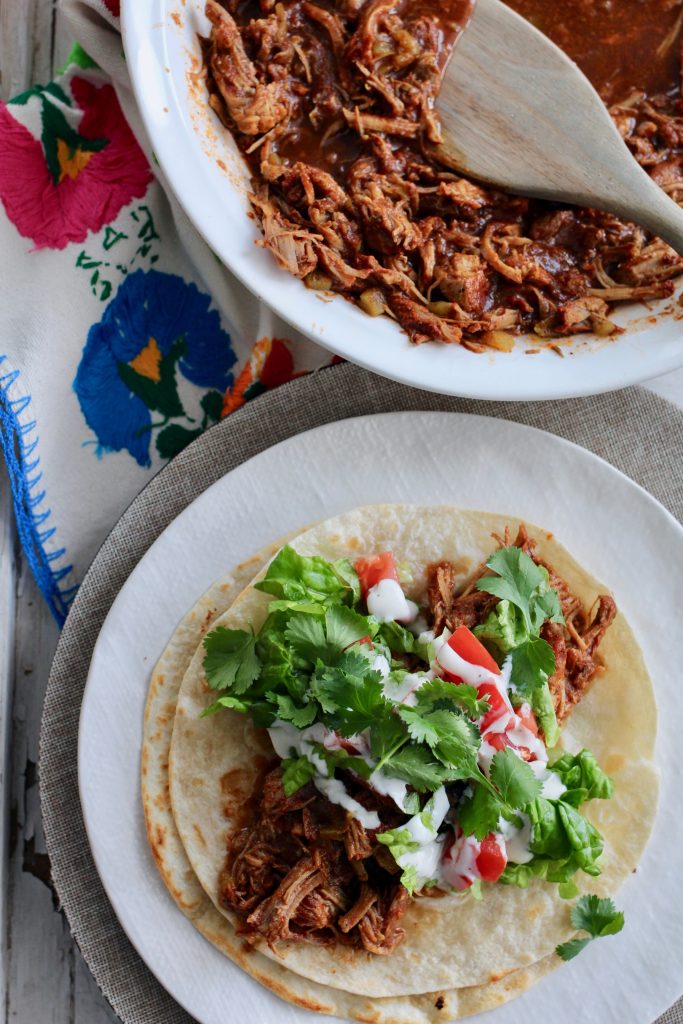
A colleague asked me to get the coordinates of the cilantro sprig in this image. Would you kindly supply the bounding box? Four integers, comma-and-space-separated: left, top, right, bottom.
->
556, 895, 624, 960
474, 547, 565, 746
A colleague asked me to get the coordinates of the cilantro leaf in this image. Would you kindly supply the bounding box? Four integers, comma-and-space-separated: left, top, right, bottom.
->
511, 634, 556, 683
284, 614, 327, 663
473, 547, 563, 748
398, 706, 442, 746
313, 661, 384, 736
370, 713, 409, 764
476, 547, 564, 634
267, 693, 318, 728
556, 895, 624, 961
281, 756, 317, 796
413, 679, 490, 719
325, 604, 377, 652
203, 628, 261, 694
572, 895, 625, 937
555, 937, 591, 961
428, 712, 482, 780
489, 748, 542, 809
381, 745, 451, 791
509, 636, 560, 747
458, 783, 505, 840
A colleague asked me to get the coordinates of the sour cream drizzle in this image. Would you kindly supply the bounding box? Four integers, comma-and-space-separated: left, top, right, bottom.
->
367, 578, 418, 624
389, 787, 451, 888
267, 719, 381, 829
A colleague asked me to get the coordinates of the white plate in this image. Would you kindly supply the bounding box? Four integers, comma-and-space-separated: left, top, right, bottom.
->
79, 412, 682, 1024
122, 0, 683, 401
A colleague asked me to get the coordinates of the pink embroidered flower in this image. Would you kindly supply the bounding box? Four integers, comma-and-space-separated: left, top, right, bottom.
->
0, 76, 152, 250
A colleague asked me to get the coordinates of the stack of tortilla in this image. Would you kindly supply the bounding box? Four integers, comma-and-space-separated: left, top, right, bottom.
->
142, 506, 658, 1023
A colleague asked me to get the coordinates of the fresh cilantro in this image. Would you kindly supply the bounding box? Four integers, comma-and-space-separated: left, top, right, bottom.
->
474, 547, 564, 749
284, 614, 327, 663
489, 748, 542, 808
398, 707, 442, 746
556, 895, 624, 961
510, 637, 560, 747
203, 628, 261, 693
428, 712, 482, 780
325, 604, 377, 651
267, 693, 318, 728
312, 660, 385, 736
413, 678, 490, 719
475, 548, 564, 633
459, 749, 540, 839
281, 756, 317, 796
458, 783, 504, 840
285, 606, 376, 667
369, 713, 409, 764
381, 745, 452, 791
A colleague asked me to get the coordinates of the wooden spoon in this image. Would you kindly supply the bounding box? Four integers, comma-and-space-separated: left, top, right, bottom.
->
437, 0, 683, 254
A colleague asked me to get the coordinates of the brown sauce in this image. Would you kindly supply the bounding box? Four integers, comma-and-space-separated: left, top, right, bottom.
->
506, 0, 683, 104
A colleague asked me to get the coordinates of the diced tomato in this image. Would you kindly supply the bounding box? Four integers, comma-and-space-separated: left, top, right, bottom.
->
355, 552, 399, 597
486, 731, 510, 752
517, 704, 539, 736
487, 729, 533, 760
476, 834, 507, 882
476, 683, 510, 733
447, 626, 500, 675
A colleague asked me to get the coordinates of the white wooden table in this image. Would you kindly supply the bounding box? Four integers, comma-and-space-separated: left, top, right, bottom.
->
1, 3, 683, 1021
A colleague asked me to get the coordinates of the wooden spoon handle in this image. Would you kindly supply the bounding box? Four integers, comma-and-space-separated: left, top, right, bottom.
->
603, 159, 683, 254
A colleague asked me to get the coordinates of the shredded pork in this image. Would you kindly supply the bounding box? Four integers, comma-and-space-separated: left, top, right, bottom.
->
426, 525, 617, 725
205, 0, 683, 348
220, 766, 410, 954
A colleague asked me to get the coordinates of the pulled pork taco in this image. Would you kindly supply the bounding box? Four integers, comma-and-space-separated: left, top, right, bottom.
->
162, 506, 658, 1010
142, 537, 558, 1024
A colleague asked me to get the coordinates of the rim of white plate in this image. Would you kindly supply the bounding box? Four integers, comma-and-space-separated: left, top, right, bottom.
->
121, 0, 683, 401
79, 411, 683, 1024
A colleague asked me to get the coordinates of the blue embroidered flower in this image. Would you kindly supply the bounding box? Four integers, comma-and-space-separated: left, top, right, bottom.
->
74, 269, 235, 467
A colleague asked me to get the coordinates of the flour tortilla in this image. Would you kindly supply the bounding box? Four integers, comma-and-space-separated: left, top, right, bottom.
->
167, 506, 659, 1000
142, 536, 558, 1023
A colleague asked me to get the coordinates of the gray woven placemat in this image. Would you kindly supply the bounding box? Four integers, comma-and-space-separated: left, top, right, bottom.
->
40, 362, 683, 1024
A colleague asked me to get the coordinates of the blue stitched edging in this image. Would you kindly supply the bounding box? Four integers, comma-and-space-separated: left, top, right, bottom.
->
0, 356, 77, 626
